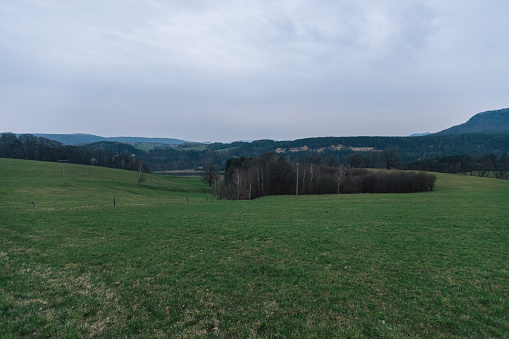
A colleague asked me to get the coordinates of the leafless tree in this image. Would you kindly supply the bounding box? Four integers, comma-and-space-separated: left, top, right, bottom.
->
382, 147, 401, 170
325, 155, 339, 168
494, 154, 509, 179
133, 158, 146, 185
335, 166, 346, 194
229, 168, 243, 200
201, 162, 218, 186
346, 153, 363, 168
363, 152, 379, 168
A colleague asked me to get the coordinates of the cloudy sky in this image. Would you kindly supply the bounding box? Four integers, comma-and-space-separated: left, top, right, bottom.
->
1, 1, 508, 142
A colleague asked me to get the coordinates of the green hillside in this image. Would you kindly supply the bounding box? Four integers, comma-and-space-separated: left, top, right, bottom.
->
437, 108, 509, 135
0, 158, 207, 210
1, 159, 508, 337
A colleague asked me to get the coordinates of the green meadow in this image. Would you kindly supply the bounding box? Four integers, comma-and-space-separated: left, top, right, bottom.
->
1, 158, 508, 338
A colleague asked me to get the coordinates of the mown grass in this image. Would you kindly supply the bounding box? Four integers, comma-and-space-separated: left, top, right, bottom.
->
1, 158, 508, 337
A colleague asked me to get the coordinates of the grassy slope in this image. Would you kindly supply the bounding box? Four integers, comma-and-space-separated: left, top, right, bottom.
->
1, 158, 508, 337
132, 143, 157, 152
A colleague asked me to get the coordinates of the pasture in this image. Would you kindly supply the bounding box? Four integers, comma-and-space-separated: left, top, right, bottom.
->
1, 158, 508, 337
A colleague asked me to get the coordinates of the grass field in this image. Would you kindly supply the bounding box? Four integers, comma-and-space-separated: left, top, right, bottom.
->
176, 145, 208, 152
132, 143, 157, 152
1, 158, 508, 337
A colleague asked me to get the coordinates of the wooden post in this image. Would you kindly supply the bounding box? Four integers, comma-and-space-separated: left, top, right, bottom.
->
113, 198, 116, 207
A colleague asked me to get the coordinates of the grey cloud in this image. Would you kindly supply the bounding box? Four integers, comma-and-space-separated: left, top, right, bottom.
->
1, 1, 508, 141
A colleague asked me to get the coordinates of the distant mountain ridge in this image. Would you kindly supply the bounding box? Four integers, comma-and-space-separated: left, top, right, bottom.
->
4, 108, 509, 172
32, 133, 188, 145
25, 108, 509, 146
437, 108, 509, 135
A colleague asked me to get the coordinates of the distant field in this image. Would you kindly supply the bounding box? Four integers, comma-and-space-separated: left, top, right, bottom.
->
132, 143, 157, 152
214, 146, 238, 153
176, 145, 208, 151
154, 169, 205, 177
154, 169, 225, 178
1, 158, 508, 337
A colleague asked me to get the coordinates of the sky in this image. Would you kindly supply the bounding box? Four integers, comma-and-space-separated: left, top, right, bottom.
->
1, 1, 508, 143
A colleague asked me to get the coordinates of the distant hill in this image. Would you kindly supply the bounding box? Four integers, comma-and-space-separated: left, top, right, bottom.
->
436, 108, 509, 135
83, 141, 143, 155
409, 132, 431, 137
32, 133, 188, 145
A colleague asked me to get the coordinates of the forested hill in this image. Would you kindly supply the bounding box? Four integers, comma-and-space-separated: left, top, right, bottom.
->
437, 108, 509, 135
2, 133, 509, 172
133, 133, 509, 171
4, 108, 509, 172
212, 134, 509, 162
32, 133, 188, 145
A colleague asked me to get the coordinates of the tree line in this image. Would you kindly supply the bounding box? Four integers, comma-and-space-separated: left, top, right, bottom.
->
213, 134, 509, 164
3, 132, 507, 182
338, 149, 508, 179
219, 152, 436, 200
0, 133, 148, 174
406, 153, 509, 179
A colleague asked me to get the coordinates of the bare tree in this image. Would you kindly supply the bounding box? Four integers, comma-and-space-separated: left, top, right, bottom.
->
346, 153, 363, 168
493, 154, 509, 179
212, 177, 224, 200
325, 155, 339, 168
0, 132, 21, 158
201, 162, 218, 186
335, 166, 346, 194
133, 158, 147, 185
229, 168, 243, 200
363, 152, 379, 168
382, 147, 401, 170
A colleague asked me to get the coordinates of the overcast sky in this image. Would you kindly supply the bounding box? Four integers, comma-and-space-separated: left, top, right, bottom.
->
1, 1, 508, 142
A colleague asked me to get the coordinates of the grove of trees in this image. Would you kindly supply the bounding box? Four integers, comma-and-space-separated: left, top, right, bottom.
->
406, 153, 509, 178
221, 152, 436, 200
2, 132, 507, 185
0, 132, 149, 174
